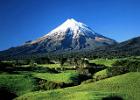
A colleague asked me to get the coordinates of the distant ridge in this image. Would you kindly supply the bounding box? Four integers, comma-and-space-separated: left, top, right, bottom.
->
93, 36, 140, 57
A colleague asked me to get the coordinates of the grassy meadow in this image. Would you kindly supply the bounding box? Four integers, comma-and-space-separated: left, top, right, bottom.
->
32, 71, 79, 83
16, 72, 140, 100
0, 57, 139, 100
89, 59, 117, 67
0, 74, 35, 95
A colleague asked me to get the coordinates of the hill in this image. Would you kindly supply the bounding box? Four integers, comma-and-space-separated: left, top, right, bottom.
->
92, 36, 140, 57
16, 72, 140, 100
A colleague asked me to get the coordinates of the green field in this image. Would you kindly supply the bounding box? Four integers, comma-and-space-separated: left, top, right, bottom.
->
0, 74, 35, 96
32, 71, 79, 83
93, 69, 108, 80
16, 72, 140, 100
0, 70, 79, 97
38, 64, 61, 68
89, 59, 117, 67
38, 63, 73, 69
0, 57, 140, 100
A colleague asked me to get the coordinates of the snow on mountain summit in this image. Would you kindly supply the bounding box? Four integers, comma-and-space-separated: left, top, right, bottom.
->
50, 18, 82, 33
29, 18, 117, 52
44, 18, 96, 38
51, 18, 93, 32
31, 18, 97, 44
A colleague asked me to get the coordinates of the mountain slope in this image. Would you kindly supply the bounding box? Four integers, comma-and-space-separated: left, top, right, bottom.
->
28, 18, 116, 52
16, 72, 140, 100
94, 36, 140, 56
0, 18, 117, 59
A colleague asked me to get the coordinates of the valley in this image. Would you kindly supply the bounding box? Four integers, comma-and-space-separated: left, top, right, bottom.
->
0, 57, 140, 100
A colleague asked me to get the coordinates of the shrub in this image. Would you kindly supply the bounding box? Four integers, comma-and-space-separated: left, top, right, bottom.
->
107, 66, 128, 77
112, 59, 140, 72
14, 59, 30, 65
0, 61, 15, 67
37, 79, 75, 90
93, 69, 108, 81
107, 59, 140, 77
35, 57, 51, 64
29, 60, 37, 67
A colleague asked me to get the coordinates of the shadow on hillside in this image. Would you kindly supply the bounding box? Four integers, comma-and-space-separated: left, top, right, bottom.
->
0, 87, 17, 100
69, 74, 92, 85
0, 66, 58, 74
34, 78, 76, 91
102, 96, 123, 100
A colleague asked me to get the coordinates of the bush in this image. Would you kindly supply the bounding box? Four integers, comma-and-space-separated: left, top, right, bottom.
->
14, 59, 30, 65
127, 61, 140, 72
29, 60, 37, 67
0, 61, 15, 67
107, 66, 128, 77
0, 61, 15, 72
107, 59, 140, 77
35, 57, 51, 64
112, 59, 140, 72
93, 69, 108, 81
37, 79, 75, 90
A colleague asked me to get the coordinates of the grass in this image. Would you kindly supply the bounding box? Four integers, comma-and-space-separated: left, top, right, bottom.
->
93, 69, 108, 80
0, 70, 78, 97
0, 74, 35, 96
1, 58, 140, 100
38, 63, 74, 69
16, 72, 140, 100
38, 64, 60, 68
15, 90, 118, 100
32, 71, 79, 83
89, 59, 117, 67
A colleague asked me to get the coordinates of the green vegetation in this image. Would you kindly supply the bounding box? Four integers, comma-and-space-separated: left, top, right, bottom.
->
0, 74, 35, 95
38, 64, 61, 68
16, 72, 140, 100
38, 63, 74, 70
106, 59, 140, 77
0, 56, 140, 100
112, 59, 140, 72
16, 90, 117, 100
32, 71, 79, 83
89, 59, 117, 67
93, 69, 108, 80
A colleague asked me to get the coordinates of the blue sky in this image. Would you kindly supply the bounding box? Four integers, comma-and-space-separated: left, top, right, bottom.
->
0, 0, 140, 51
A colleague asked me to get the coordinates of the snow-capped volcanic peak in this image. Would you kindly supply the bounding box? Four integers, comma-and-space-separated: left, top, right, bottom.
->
44, 18, 96, 38
51, 18, 86, 32
1, 18, 117, 57
30, 18, 116, 49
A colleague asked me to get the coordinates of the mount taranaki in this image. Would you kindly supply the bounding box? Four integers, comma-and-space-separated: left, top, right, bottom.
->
0, 19, 117, 57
